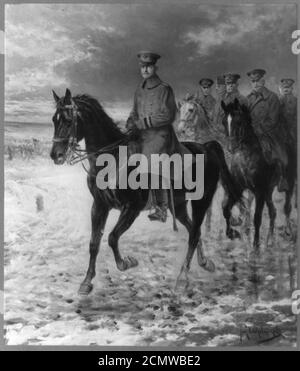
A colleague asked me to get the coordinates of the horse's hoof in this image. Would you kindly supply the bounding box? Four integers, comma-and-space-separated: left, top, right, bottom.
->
227, 229, 241, 240
202, 258, 215, 273
78, 282, 93, 296
230, 215, 243, 227
117, 256, 139, 271
174, 276, 190, 292
284, 226, 292, 237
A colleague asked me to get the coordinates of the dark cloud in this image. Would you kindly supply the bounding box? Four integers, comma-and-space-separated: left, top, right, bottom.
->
5, 3, 297, 122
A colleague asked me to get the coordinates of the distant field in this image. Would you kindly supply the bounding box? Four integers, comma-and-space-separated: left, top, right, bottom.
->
5, 121, 53, 141
3, 119, 112, 160
4, 120, 127, 160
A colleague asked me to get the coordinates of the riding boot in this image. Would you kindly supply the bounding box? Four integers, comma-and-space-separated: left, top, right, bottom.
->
277, 161, 289, 192
148, 190, 168, 222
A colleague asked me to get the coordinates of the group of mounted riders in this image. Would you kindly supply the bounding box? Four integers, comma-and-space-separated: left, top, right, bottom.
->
125, 51, 297, 223
50, 51, 297, 294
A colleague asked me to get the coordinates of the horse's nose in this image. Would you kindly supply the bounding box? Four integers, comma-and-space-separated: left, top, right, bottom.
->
50, 147, 56, 160
50, 145, 65, 164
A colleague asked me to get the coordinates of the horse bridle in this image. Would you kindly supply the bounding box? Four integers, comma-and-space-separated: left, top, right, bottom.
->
52, 99, 85, 165
179, 99, 202, 126
179, 99, 211, 134
52, 100, 79, 144
51, 99, 125, 168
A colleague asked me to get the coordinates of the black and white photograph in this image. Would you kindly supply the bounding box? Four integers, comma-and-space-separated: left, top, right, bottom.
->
2, 1, 299, 349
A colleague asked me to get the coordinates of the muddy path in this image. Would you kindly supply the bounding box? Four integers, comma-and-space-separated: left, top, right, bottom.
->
4, 158, 297, 346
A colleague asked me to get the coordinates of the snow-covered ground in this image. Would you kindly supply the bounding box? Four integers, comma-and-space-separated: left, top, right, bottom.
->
4, 125, 298, 347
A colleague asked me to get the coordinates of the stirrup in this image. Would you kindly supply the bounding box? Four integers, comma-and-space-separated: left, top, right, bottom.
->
148, 206, 167, 222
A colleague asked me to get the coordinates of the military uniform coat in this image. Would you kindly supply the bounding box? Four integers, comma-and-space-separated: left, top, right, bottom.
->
279, 93, 297, 148
247, 86, 288, 165
127, 74, 187, 178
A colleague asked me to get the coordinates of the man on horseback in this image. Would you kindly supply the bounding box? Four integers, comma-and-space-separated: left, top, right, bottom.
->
247, 69, 289, 192
126, 51, 183, 222
196, 78, 216, 121
223, 73, 248, 106
279, 78, 297, 152
213, 74, 247, 144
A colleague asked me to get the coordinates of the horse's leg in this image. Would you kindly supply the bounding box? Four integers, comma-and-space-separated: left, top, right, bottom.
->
253, 193, 265, 250
294, 183, 297, 209
244, 192, 254, 237
285, 147, 297, 232
223, 192, 241, 240
175, 196, 216, 291
173, 202, 192, 290
284, 180, 295, 237
205, 204, 212, 233
173, 201, 192, 233
108, 205, 140, 271
78, 202, 109, 295
266, 190, 276, 248
193, 198, 216, 272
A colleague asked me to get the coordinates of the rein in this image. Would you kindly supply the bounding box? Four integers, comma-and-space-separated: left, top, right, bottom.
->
67, 138, 125, 166
52, 99, 126, 173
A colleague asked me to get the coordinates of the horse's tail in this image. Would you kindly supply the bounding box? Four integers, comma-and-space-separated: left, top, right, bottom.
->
205, 140, 244, 206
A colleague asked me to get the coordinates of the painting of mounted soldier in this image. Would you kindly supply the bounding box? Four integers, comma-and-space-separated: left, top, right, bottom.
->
4, 2, 298, 348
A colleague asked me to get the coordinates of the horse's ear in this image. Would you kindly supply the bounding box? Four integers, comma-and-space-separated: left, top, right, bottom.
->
64, 88, 72, 104
221, 100, 227, 113
52, 90, 60, 103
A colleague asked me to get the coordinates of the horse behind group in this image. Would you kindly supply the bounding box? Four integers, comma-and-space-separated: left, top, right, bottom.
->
177, 94, 218, 144
221, 98, 296, 248
178, 95, 296, 248
177, 95, 220, 231
50, 89, 243, 294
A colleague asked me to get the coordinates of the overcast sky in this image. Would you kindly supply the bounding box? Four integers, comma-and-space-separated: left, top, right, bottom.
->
5, 3, 297, 123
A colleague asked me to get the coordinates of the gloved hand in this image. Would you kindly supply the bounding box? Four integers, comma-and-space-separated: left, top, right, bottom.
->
125, 117, 137, 131
125, 120, 140, 141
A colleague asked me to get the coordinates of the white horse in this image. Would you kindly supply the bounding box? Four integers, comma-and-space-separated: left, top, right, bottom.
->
177, 95, 248, 235
177, 95, 216, 143
177, 95, 220, 232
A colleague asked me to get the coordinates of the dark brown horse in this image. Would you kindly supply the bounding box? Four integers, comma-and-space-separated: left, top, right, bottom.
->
50, 89, 242, 294
221, 98, 296, 249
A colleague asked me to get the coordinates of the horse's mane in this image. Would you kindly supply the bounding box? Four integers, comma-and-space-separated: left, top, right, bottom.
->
73, 94, 125, 141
